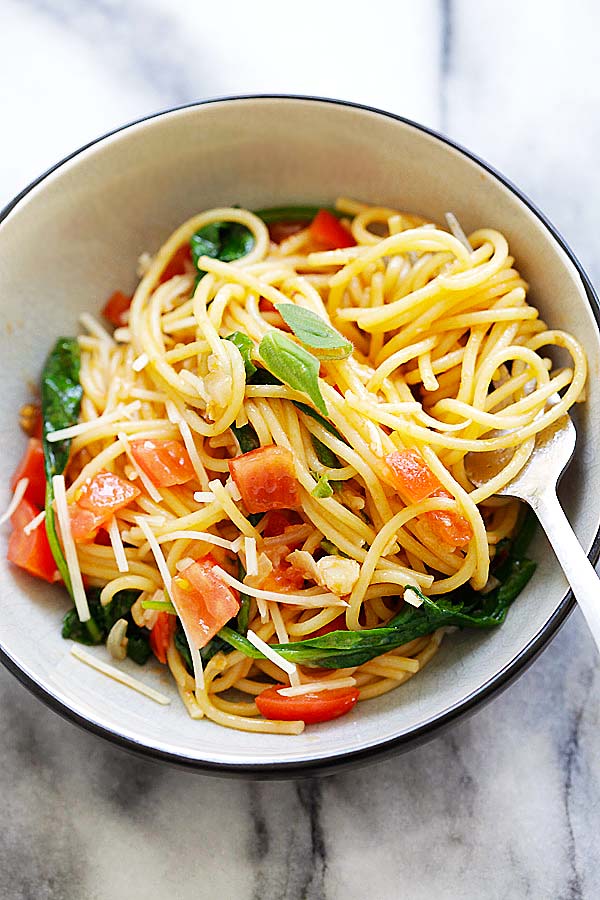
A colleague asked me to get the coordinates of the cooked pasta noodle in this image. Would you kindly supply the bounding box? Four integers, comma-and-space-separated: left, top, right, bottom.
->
13, 199, 586, 735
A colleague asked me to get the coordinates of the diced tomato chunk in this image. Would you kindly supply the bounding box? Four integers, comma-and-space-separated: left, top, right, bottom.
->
256, 684, 359, 724
70, 470, 140, 542
102, 290, 132, 327
261, 562, 305, 593
172, 554, 239, 649
11, 497, 39, 531
7, 498, 59, 584
262, 509, 303, 537
228, 445, 299, 515
11, 438, 47, 508
384, 450, 472, 548
159, 244, 192, 284
149, 612, 176, 665
309, 209, 355, 250
130, 439, 195, 487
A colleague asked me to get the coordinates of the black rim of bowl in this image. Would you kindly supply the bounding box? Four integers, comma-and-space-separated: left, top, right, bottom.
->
1, 94, 599, 779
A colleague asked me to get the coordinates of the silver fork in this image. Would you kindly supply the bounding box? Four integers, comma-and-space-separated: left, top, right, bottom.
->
465, 412, 600, 650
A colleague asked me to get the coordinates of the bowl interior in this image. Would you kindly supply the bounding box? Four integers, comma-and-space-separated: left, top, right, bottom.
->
1, 98, 599, 770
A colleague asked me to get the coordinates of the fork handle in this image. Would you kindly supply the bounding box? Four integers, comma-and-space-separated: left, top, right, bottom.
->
531, 490, 600, 651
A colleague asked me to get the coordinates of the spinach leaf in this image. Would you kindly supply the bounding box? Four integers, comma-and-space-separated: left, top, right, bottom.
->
126, 625, 152, 665
225, 332, 256, 378
217, 518, 537, 668
236, 559, 251, 635
62, 589, 148, 663
259, 332, 327, 415
41, 337, 83, 593
230, 422, 260, 454
253, 206, 341, 224
190, 222, 254, 280
275, 303, 353, 359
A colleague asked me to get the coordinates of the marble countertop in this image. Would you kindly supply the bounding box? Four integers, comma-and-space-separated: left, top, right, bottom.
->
2, 2, 600, 898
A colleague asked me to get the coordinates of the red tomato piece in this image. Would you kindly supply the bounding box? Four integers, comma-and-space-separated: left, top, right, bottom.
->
256, 684, 360, 724
262, 509, 302, 537
70, 470, 140, 542
130, 439, 195, 487
172, 554, 239, 649
7, 498, 59, 584
102, 290, 132, 327
149, 611, 177, 664
159, 244, 192, 284
228, 445, 299, 515
309, 209, 355, 250
11, 438, 46, 508
384, 449, 472, 548
261, 562, 305, 593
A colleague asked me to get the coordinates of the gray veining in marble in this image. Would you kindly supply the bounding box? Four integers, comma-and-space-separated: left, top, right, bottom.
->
1, 1, 600, 898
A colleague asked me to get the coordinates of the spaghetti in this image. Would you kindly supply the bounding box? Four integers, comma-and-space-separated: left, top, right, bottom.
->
8, 200, 587, 734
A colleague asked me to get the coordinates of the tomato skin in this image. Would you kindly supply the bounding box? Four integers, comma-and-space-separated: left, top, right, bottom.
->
130, 439, 195, 487
228, 445, 299, 515
7, 498, 59, 584
309, 209, 355, 250
149, 612, 176, 664
256, 684, 360, 724
159, 244, 192, 284
261, 562, 305, 593
173, 554, 239, 649
70, 471, 140, 542
384, 449, 472, 548
11, 438, 47, 508
102, 290, 132, 327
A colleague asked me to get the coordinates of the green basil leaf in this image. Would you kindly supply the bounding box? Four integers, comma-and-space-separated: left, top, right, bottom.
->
311, 474, 333, 498
258, 332, 327, 415
225, 331, 256, 378
275, 303, 353, 359
190, 221, 255, 280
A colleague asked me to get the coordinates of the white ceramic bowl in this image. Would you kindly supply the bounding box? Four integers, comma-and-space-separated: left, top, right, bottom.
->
1, 96, 599, 776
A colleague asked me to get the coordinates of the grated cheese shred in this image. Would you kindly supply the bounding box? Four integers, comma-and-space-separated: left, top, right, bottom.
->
52, 475, 90, 622
70, 645, 170, 704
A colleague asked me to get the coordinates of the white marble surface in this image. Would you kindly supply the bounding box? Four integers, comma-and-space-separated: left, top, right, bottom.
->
1, 2, 600, 898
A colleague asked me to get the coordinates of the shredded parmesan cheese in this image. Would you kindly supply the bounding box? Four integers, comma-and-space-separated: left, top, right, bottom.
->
70, 645, 170, 704
136, 516, 205, 692
52, 475, 90, 622
244, 536, 258, 577
445, 212, 471, 251
0, 477, 29, 526
278, 676, 357, 697
213, 565, 347, 609
193, 492, 216, 503
175, 556, 196, 572
178, 418, 209, 490
47, 402, 140, 443
135, 517, 173, 597
24, 508, 46, 535
246, 629, 298, 679
108, 516, 129, 573
403, 586, 424, 608
155, 529, 235, 551
132, 352, 149, 372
